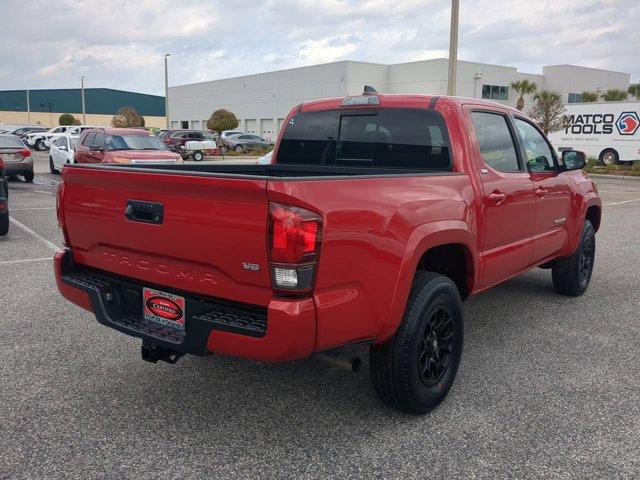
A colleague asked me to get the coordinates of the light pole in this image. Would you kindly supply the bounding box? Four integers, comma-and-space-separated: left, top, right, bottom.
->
26, 90, 31, 124
81, 76, 87, 125
447, 0, 460, 96
164, 53, 170, 129
473, 73, 483, 98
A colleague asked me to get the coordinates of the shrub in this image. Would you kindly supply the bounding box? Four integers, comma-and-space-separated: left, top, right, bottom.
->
58, 113, 77, 125
111, 106, 145, 128
206, 109, 239, 136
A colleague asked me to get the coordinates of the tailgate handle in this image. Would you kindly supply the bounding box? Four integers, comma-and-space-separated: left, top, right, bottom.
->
125, 200, 164, 225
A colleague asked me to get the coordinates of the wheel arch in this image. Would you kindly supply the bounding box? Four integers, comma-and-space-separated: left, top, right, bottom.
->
586, 204, 601, 232
375, 220, 478, 344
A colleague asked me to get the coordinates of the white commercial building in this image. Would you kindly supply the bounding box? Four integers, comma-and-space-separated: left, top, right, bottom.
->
168, 60, 630, 140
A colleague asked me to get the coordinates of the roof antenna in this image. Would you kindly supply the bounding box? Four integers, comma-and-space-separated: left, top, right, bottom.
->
363, 85, 378, 95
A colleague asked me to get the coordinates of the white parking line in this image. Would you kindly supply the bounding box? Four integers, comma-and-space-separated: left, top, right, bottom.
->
10, 207, 56, 211
34, 175, 61, 185
8, 217, 62, 253
604, 198, 640, 206
0, 257, 52, 266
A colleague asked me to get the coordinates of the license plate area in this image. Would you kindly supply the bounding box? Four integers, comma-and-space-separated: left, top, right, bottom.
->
143, 287, 186, 331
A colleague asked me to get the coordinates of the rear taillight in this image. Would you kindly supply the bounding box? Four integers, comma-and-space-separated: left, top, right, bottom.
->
19, 148, 31, 158
56, 181, 70, 246
268, 203, 322, 294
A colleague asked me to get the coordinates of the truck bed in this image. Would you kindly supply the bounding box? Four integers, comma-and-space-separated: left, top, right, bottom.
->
68, 162, 457, 179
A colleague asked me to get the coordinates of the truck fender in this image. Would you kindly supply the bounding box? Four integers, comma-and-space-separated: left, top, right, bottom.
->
566, 192, 602, 256
375, 220, 478, 344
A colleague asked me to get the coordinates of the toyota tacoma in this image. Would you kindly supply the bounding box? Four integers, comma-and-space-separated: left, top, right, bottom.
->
54, 89, 601, 414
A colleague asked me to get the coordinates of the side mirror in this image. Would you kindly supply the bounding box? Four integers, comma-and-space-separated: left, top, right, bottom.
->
562, 150, 586, 171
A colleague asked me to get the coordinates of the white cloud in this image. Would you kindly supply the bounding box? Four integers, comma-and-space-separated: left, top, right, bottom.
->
0, 0, 637, 96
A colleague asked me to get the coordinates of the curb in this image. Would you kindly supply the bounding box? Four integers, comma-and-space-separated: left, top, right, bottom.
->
588, 173, 640, 182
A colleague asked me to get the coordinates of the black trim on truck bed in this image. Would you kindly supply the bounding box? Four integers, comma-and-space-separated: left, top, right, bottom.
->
66, 163, 465, 181
59, 251, 267, 355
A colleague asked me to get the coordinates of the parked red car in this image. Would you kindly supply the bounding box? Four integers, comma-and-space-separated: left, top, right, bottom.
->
75, 128, 182, 164
55, 90, 601, 414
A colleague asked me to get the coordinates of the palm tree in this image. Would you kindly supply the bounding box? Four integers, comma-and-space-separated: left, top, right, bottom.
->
581, 91, 599, 102
628, 84, 640, 101
510, 80, 537, 111
601, 89, 628, 101
529, 90, 565, 135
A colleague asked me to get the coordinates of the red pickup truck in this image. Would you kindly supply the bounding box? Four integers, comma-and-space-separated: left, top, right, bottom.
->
54, 90, 601, 414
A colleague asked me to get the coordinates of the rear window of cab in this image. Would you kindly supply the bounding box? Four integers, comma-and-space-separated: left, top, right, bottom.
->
277, 108, 452, 170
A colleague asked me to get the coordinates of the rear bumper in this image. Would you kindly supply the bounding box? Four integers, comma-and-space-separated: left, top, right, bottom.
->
54, 250, 316, 362
4, 158, 33, 174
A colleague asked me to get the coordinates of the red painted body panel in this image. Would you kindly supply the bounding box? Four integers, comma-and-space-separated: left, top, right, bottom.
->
55, 95, 602, 361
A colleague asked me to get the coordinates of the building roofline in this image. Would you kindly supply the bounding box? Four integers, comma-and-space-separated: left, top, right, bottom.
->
542, 64, 631, 76
170, 59, 390, 89
0, 87, 164, 99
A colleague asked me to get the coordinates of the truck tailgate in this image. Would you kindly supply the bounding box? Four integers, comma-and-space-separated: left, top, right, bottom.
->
62, 167, 272, 306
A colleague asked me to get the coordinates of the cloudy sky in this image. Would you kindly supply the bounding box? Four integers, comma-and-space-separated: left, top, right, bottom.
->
0, 0, 638, 95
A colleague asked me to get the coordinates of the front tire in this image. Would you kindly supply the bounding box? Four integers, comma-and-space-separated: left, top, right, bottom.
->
234, 145, 243, 153
552, 220, 595, 296
49, 157, 58, 174
369, 272, 464, 414
0, 212, 8, 236
35, 139, 46, 151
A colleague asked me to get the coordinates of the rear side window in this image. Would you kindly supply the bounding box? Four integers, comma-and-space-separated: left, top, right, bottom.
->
470, 112, 520, 172
278, 108, 452, 170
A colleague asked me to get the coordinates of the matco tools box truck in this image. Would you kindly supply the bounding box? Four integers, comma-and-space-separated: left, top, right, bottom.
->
548, 101, 640, 165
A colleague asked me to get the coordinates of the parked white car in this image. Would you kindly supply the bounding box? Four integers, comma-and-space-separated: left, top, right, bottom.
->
25, 126, 72, 151
49, 135, 78, 173
25, 125, 104, 151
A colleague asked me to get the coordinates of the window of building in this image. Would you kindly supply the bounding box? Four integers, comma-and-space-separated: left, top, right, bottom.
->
568, 93, 582, 103
180, 121, 188, 129
482, 85, 509, 101
470, 111, 520, 172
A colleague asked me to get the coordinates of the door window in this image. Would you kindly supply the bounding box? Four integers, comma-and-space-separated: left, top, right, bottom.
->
92, 132, 106, 149
470, 112, 520, 172
513, 118, 556, 172
83, 132, 96, 146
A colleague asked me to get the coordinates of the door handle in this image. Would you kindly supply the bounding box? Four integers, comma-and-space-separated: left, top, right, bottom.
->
488, 191, 507, 205
536, 187, 548, 197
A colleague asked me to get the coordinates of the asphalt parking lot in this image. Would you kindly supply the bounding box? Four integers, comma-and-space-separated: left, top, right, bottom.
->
1, 152, 640, 479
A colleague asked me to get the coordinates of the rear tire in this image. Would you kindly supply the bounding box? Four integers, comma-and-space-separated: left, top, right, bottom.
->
49, 157, 58, 174
552, 220, 595, 296
0, 212, 8, 236
23, 171, 34, 183
369, 272, 464, 414
599, 148, 619, 166
235, 145, 243, 153
193, 151, 203, 161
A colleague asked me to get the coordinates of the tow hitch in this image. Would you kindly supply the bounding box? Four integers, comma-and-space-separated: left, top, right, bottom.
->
141, 343, 184, 364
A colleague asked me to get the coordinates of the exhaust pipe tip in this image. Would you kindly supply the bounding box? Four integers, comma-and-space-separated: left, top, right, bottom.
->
315, 351, 362, 373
